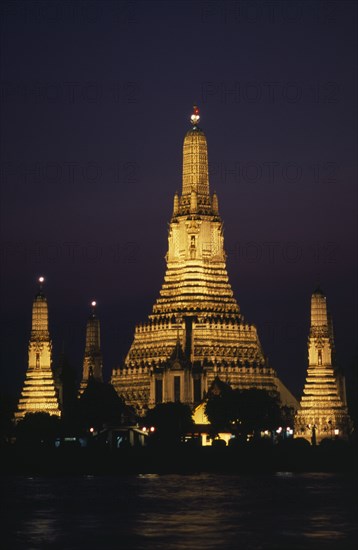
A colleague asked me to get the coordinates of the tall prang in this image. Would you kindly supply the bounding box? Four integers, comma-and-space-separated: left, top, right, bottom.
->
15, 277, 61, 421
294, 288, 352, 443
111, 107, 298, 415
80, 300, 103, 393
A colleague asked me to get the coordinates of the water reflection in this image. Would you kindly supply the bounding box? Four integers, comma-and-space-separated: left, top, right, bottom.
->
24, 514, 58, 545
1, 473, 356, 549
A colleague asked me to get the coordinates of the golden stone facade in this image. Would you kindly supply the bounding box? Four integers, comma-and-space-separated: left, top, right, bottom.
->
15, 280, 61, 421
111, 108, 298, 414
80, 302, 103, 393
294, 289, 352, 443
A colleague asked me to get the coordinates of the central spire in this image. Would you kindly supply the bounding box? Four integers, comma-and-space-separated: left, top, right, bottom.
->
310, 289, 328, 329
182, 105, 210, 197
112, 107, 300, 416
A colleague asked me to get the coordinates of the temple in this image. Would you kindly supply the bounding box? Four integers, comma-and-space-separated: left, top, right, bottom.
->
294, 288, 352, 443
80, 301, 103, 393
15, 277, 61, 421
111, 107, 297, 415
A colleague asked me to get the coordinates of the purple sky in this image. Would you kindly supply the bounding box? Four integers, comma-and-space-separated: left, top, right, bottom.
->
1, 0, 357, 400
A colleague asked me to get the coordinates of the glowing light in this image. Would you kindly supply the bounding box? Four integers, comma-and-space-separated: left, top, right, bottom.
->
334, 428, 339, 436
150, 426, 155, 432
190, 104, 200, 126
91, 301, 97, 307
142, 426, 147, 432
89, 427, 94, 433
39, 276, 45, 283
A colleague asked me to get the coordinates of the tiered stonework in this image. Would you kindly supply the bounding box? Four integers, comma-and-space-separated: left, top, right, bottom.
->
80, 301, 103, 393
294, 289, 352, 443
15, 279, 61, 421
111, 107, 297, 415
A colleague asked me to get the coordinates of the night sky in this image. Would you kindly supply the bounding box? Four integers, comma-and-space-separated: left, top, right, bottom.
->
1, 0, 356, 402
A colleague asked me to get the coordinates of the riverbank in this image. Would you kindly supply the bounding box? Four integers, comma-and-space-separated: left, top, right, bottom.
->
2, 442, 357, 475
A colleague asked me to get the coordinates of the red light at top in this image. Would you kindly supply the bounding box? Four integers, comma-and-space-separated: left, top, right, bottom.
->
190, 105, 200, 126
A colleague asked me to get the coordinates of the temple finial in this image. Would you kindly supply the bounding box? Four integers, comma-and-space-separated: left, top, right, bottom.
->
190, 105, 200, 126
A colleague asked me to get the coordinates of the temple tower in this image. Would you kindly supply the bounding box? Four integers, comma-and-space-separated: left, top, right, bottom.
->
294, 288, 352, 443
112, 107, 297, 415
15, 277, 61, 421
80, 300, 103, 393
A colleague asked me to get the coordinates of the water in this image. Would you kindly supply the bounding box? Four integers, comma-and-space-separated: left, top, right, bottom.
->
1, 473, 357, 549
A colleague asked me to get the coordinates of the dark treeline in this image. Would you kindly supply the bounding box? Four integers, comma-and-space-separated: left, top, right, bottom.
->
1, 376, 356, 475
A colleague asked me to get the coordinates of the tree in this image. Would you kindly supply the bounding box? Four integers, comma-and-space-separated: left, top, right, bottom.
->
15, 412, 62, 447
0, 392, 17, 446
280, 405, 295, 429
205, 378, 284, 439
77, 378, 126, 432
204, 379, 235, 433
55, 352, 79, 423
234, 389, 282, 438
144, 402, 194, 445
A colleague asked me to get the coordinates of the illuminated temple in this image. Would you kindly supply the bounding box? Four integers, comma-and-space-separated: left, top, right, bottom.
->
15, 278, 61, 421
80, 301, 103, 393
294, 289, 352, 443
111, 107, 297, 415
